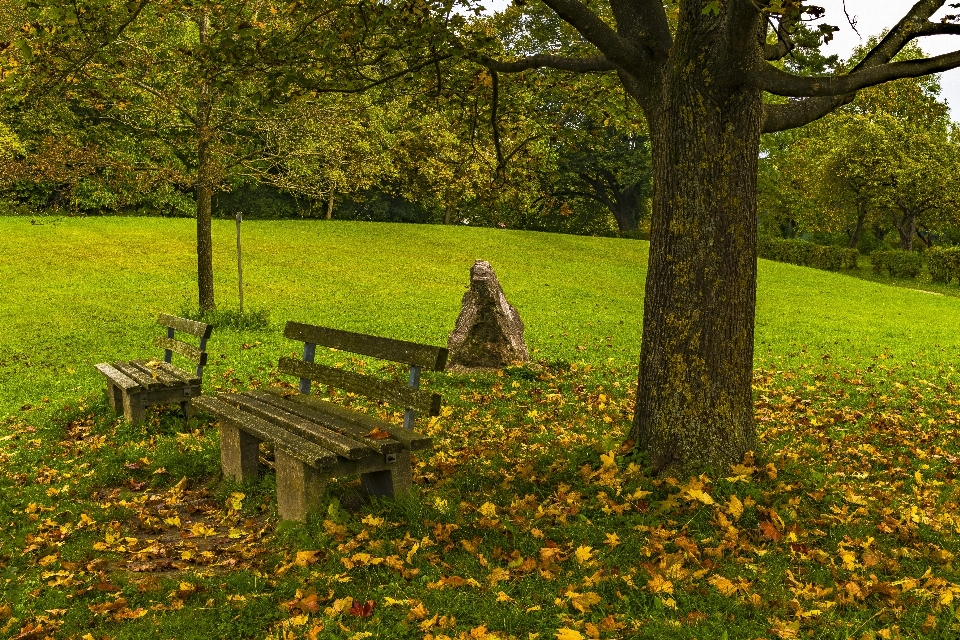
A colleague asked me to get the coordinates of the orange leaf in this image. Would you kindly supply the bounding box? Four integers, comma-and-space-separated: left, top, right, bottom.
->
760, 520, 782, 542
348, 599, 375, 617
364, 427, 391, 440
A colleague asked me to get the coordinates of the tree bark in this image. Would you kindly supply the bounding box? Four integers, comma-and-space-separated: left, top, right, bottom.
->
326, 188, 335, 220
894, 211, 918, 251
629, 58, 761, 474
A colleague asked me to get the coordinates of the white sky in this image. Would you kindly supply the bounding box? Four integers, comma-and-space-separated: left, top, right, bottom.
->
482, 0, 960, 120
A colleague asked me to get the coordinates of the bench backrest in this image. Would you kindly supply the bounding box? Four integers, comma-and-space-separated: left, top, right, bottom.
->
280, 321, 447, 429
153, 313, 214, 379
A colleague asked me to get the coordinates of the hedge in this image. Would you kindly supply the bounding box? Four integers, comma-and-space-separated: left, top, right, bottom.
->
926, 247, 960, 284
870, 249, 923, 279
758, 237, 858, 271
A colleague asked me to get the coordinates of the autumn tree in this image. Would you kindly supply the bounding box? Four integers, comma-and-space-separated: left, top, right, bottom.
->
6, 0, 340, 310
441, 0, 960, 472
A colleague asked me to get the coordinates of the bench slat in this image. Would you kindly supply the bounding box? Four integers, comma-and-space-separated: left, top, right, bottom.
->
95, 363, 141, 392
194, 396, 336, 469
158, 313, 214, 339
278, 356, 442, 415
113, 361, 162, 390
128, 360, 180, 386
218, 393, 373, 460
271, 390, 434, 452
284, 321, 448, 371
245, 389, 404, 455
154, 336, 208, 365
154, 361, 201, 384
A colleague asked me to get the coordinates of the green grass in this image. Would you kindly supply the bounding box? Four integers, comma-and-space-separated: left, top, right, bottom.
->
1, 216, 960, 639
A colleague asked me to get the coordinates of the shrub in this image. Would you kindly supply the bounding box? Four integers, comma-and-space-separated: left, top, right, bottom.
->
926, 247, 960, 284
870, 250, 923, 279
758, 237, 858, 271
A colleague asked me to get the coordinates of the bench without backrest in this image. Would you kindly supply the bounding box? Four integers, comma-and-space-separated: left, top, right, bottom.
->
95, 313, 213, 424
194, 321, 447, 521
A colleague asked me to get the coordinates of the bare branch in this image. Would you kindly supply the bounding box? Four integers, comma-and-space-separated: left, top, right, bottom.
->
129, 80, 198, 126
761, 95, 854, 133
482, 54, 616, 73
755, 49, 960, 97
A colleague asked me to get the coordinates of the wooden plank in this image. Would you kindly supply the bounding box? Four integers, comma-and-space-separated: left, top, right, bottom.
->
140, 385, 201, 405
278, 356, 442, 415
218, 393, 372, 460
270, 390, 433, 452
128, 360, 180, 386
154, 336, 208, 366
193, 396, 336, 469
153, 361, 201, 384
284, 321, 447, 371
244, 389, 403, 455
157, 313, 213, 339
113, 361, 162, 390
95, 363, 141, 392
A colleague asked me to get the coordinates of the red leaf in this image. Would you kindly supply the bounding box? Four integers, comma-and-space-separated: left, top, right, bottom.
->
760, 520, 782, 542
348, 599, 375, 618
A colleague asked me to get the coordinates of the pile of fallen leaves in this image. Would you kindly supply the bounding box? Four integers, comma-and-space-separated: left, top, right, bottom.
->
1, 357, 959, 639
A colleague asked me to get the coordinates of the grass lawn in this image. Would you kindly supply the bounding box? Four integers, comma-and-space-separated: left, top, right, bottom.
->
1, 216, 959, 639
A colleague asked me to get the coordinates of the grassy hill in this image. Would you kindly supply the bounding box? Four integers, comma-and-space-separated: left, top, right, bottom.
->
2, 216, 960, 414
1, 216, 959, 639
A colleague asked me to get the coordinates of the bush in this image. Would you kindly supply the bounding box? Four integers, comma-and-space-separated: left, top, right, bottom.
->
758, 237, 858, 271
870, 250, 923, 279
926, 247, 960, 284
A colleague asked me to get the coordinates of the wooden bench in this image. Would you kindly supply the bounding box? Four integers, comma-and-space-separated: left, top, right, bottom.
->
95, 313, 213, 424
194, 320, 447, 522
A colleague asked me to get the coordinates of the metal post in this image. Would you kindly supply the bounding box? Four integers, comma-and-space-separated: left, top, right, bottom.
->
403, 365, 421, 430
235, 211, 244, 314
165, 327, 174, 363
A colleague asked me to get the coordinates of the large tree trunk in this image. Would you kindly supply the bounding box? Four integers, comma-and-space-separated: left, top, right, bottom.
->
630, 73, 761, 473
848, 208, 867, 249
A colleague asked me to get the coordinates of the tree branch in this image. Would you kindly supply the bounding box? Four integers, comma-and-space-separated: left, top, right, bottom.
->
129, 80, 198, 126
610, 0, 672, 60
538, 0, 645, 69
755, 49, 960, 96
761, 95, 854, 133
481, 53, 616, 73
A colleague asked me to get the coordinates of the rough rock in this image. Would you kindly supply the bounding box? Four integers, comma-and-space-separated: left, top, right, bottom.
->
447, 260, 529, 370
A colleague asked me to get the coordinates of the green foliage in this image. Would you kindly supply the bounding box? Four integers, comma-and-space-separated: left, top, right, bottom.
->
177, 307, 272, 332
925, 247, 960, 284
870, 250, 923, 279
758, 237, 857, 271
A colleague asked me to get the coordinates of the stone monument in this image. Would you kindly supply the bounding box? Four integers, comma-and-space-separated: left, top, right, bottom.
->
447, 260, 529, 370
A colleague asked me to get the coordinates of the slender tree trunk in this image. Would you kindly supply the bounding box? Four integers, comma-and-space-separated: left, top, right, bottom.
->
444, 201, 452, 226
894, 211, 917, 251
195, 12, 215, 311
326, 188, 335, 220
630, 72, 761, 473
848, 208, 867, 249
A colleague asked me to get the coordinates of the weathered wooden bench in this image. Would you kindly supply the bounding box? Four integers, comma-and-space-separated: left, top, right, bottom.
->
95, 313, 213, 424
194, 321, 447, 522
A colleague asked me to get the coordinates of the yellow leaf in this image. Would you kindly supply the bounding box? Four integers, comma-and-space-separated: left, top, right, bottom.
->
646, 573, 673, 595
38, 554, 58, 567
605, 532, 621, 547
555, 629, 584, 640
488, 567, 510, 585
295, 550, 321, 566
726, 495, 744, 519
570, 591, 601, 613
164, 516, 181, 528
361, 514, 384, 527
709, 574, 738, 596
686, 488, 715, 505
574, 545, 594, 565
478, 502, 497, 518
496, 591, 514, 603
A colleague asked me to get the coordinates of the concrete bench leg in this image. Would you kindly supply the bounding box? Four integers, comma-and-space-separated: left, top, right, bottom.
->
275, 449, 327, 522
361, 451, 412, 499
220, 423, 260, 481
105, 382, 120, 412
121, 391, 145, 424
